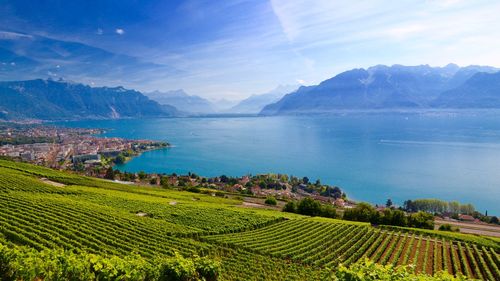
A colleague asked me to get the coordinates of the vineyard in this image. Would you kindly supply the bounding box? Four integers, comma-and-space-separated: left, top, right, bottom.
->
0, 159, 499, 280
204, 217, 500, 279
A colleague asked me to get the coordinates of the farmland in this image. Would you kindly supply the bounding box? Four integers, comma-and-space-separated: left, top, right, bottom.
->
0, 159, 499, 280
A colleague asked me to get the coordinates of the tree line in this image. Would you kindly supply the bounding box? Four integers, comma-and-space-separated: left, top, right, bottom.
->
343, 203, 435, 229
403, 199, 475, 215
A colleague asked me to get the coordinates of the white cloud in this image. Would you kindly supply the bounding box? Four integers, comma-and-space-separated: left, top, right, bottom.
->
0, 31, 33, 40
115, 28, 125, 35
297, 79, 306, 84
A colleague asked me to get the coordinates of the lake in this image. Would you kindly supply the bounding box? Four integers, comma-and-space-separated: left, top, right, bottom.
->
57, 113, 500, 214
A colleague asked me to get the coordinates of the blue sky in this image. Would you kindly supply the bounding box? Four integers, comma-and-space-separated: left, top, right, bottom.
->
1, 0, 500, 100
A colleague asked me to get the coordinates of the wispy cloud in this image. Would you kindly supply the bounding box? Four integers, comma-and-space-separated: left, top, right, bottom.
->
268, 0, 500, 80
2, 0, 500, 100
0, 30, 33, 40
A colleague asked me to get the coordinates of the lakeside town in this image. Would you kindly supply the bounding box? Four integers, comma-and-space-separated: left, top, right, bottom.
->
0, 123, 168, 170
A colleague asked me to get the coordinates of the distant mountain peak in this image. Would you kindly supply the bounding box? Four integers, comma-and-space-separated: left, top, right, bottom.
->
260, 63, 500, 115
0, 79, 178, 120
228, 84, 300, 114
146, 89, 215, 114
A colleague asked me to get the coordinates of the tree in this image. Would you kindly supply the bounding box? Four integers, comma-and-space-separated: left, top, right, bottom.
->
343, 202, 379, 224
160, 176, 170, 187
302, 176, 309, 184
320, 204, 337, 219
150, 177, 157, 185
283, 201, 297, 213
386, 199, 393, 208
114, 154, 126, 165
264, 197, 277, 206
297, 197, 322, 216
220, 175, 229, 183
408, 211, 434, 229
104, 167, 115, 180
490, 216, 499, 224
138, 171, 147, 180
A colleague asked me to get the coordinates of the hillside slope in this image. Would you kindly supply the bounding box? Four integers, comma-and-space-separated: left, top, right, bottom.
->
433, 72, 500, 108
0, 159, 497, 280
0, 79, 178, 120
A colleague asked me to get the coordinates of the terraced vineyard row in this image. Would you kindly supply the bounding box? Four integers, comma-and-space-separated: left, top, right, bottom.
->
68, 185, 285, 233
0, 192, 213, 257
1, 159, 499, 280
204, 218, 500, 280
0, 160, 298, 260
218, 249, 331, 281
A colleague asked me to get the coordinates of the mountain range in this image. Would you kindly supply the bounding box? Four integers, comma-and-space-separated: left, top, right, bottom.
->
146, 90, 215, 114
261, 64, 500, 115
228, 85, 299, 114
0, 79, 177, 120
1, 64, 500, 120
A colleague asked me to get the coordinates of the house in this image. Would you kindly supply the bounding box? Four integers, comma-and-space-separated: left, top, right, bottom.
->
458, 214, 475, 222
239, 176, 250, 186
334, 198, 345, 207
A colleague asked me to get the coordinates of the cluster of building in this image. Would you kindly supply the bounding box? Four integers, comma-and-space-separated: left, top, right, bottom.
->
0, 125, 165, 169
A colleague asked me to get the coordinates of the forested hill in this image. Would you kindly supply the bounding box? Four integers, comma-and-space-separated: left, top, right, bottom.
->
0, 79, 178, 120
260, 64, 500, 115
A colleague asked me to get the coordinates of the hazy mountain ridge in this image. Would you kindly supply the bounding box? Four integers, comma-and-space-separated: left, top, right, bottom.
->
260, 64, 500, 115
228, 85, 299, 114
146, 89, 215, 114
433, 71, 500, 108
0, 79, 178, 120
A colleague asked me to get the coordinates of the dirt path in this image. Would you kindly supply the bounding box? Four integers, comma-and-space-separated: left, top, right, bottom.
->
435, 219, 500, 237
40, 178, 66, 187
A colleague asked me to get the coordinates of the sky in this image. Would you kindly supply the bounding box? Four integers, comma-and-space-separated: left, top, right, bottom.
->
1, 0, 500, 100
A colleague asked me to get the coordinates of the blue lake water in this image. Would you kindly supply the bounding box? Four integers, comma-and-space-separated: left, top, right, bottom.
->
57, 113, 500, 215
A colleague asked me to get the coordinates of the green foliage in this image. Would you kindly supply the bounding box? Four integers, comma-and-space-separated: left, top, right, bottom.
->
403, 199, 475, 215
297, 197, 322, 216
333, 259, 471, 281
158, 252, 220, 281
407, 211, 435, 229
0, 243, 220, 281
438, 224, 459, 232
114, 154, 127, 165
265, 196, 277, 206
343, 203, 380, 223
343, 204, 434, 230
283, 201, 297, 213
0, 159, 498, 281
283, 198, 337, 219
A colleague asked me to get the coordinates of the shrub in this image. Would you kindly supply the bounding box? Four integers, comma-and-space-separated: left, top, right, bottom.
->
186, 186, 201, 193
264, 196, 277, 206
320, 204, 337, 219
438, 224, 459, 232
297, 197, 322, 216
283, 201, 297, 213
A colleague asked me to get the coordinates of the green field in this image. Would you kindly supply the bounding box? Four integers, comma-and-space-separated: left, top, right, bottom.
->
0, 159, 499, 280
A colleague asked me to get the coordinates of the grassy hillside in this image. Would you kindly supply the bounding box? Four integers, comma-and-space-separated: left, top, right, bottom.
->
0, 159, 498, 280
